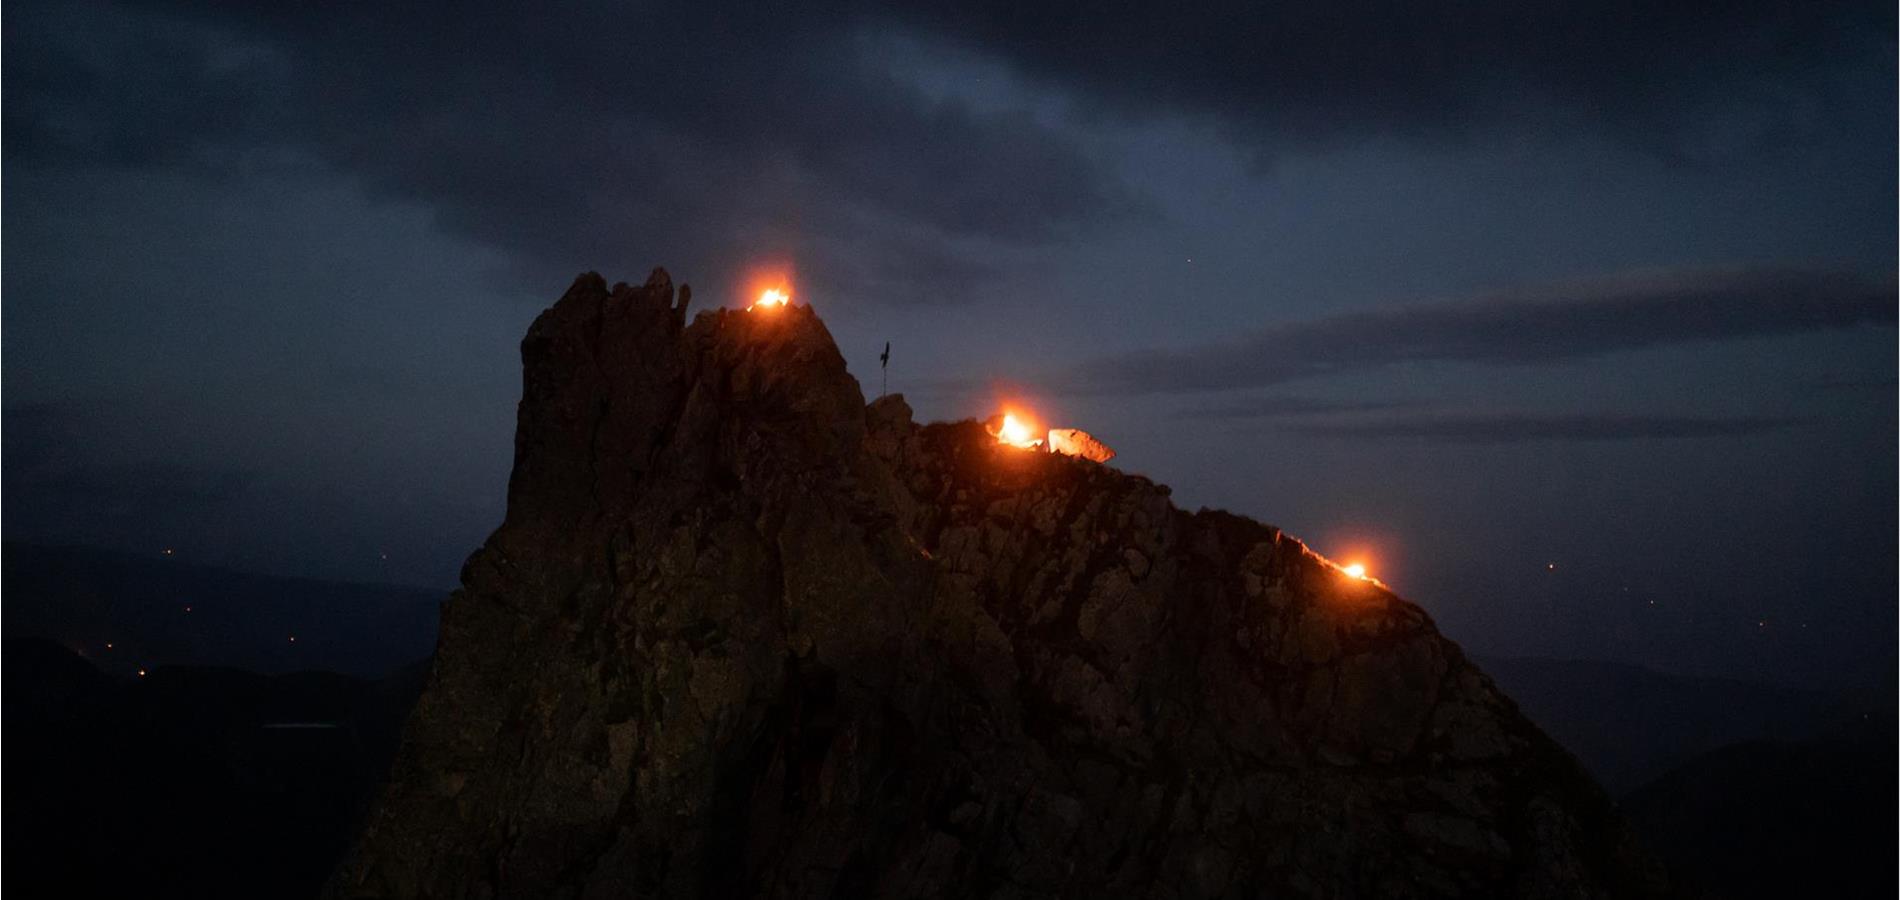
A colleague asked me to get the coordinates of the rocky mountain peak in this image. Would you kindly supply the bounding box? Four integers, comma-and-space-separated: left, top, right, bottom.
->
330, 269, 1672, 898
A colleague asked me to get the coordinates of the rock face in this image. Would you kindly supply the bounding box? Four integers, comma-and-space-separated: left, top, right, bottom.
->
1045, 428, 1115, 463
329, 270, 1671, 899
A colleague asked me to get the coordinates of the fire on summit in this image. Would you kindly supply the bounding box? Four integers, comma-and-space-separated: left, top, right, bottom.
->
985, 411, 1117, 463
741, 280, 1119, 464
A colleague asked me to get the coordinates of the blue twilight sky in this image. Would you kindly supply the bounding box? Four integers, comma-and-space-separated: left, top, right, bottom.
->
5, 0, 1895, 688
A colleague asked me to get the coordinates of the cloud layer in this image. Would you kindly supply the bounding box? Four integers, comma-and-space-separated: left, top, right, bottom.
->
878, 0, 1894, 158
1060, 267, 1896, 395
6, 1, 1890, 302
1295, 412, 1798, 444
3, 1, 1142, 300
1174, 395, 1418, 421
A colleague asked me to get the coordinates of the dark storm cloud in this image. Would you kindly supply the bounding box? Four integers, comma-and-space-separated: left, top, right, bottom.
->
876, 0, 1894, 157
1061, 267, 1896, 395
8, 1, 1888, 305
2, 0, 1143, 301
1296, 412, 1798, 443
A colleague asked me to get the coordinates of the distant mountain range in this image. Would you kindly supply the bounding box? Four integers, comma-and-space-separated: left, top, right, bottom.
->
8, 540, 1876, 793
1621, 716, 1895, 900
6, 542, 1879, 790
2, 541, 440, 677
1476, 654, 1886, 793
3, 542, 1891, 897
1478, 654, 1896, 899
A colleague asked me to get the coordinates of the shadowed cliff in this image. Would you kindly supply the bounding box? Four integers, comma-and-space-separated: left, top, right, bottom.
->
329, 269, 1672, 899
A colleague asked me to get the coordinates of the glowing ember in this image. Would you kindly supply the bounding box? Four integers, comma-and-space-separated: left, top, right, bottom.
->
1342, 563, 1368, 580
748, 288, 790, 311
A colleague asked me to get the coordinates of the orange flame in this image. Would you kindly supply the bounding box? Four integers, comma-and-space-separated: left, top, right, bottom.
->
986, 406, 1119, 466
988, 410, 1044, 449
998, 414, 1036, 447
748, 288, 790, 311
1342, 562, 1368, 580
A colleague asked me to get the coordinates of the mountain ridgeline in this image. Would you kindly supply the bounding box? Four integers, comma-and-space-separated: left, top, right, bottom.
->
329, 270, 1672, 898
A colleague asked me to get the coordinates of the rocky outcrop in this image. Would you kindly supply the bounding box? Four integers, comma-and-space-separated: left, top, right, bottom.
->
1044, 427, 1115, 463
329, 269, 1672, 899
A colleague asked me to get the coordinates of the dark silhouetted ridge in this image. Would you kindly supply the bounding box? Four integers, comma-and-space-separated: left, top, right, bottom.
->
329, 269, 1675, 898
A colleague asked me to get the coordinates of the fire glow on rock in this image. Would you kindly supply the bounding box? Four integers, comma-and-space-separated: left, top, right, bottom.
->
748, 288, 790, 311
986, 412, 1116, 463
993, 413, 1041, 449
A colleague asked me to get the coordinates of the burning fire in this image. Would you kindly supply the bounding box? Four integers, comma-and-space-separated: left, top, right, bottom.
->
748, 288, 790, 311
992, 413, 1042, 449
986, 407, 1116, 462
1342, 562, 1368, 580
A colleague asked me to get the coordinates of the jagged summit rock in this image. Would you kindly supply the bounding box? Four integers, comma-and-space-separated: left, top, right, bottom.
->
329, 270, 1672, 898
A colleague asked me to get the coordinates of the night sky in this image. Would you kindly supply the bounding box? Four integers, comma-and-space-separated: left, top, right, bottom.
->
5, 2, 1895, 690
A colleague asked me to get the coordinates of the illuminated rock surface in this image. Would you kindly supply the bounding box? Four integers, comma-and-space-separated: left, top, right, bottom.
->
329, 269, 1673, 899
1045, 427, 1115, 463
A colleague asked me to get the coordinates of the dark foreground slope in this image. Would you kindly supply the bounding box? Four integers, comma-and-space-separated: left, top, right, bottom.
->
330, 270, 1670, 898
1622, 715, 1897, 900
1478, 655, 1865, 793
3, 639, 426, 899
